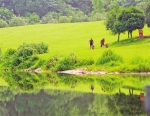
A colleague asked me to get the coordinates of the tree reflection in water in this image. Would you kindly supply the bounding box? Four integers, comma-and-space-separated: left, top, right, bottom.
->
107, 93, 145, 116
0, 73, 150, 115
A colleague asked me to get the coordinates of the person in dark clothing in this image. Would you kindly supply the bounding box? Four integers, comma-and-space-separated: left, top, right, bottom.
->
89, 38, 94, 49
100, 38, 105, 47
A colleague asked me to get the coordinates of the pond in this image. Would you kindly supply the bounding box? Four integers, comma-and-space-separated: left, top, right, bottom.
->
0, 72, 150, 116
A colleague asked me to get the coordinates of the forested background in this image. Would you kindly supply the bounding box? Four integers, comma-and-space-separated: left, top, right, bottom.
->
0, 0, 150, 27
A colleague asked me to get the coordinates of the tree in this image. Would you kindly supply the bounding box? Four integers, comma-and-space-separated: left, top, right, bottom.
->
9, 16, 26, 27
0, 19, 8, 28
0, 4, 14, 23
118, 6, 145, 39
105, 6, 124, 41
91, 0, 104, 14
145, 2, 150, 27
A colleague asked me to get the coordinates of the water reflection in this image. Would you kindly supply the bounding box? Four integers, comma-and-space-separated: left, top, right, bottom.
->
0, 73, 150, 116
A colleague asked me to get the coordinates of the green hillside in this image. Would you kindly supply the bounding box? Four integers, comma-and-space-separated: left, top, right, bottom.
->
1, 21, 150, 60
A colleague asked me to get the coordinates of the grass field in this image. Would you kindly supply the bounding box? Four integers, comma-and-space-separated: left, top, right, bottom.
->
1, 21, 150, 63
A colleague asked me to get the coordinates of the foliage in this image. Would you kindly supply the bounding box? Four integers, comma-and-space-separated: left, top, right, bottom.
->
0, 19, 8, 28
130, 56, 150, 72
45, 56, 94, 71
17, 56, 40, 69
3, 43, 48, 69
76, 58, 94, 66
105, 6, 124, 41
40, 12, 59, 24
0, 4, 14, 23
17, 42, 48, 56
145, 2, 150, 27
89, 13, 106, 21
118, 6, 145, 38
55, 56, 76, 71
92, 0, 104, 14
25, 12, 40, 24
3, 48, 17, 66
70, 10, 89, 22
96, 49, 123, 66
105, 6, 145, 41
9, 16, 26, 27
59, 16, 71, 23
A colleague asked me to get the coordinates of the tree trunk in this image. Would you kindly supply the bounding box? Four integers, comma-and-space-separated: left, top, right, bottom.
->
128, 31, 130, 38
130, 31, 132, 39
117, 33, 120, 41
119, 88, 121, 93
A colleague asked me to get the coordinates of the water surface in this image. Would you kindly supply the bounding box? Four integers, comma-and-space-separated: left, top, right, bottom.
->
0, 72, 150, 116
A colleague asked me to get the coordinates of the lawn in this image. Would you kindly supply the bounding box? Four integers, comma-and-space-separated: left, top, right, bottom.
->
1, 21, 150, 63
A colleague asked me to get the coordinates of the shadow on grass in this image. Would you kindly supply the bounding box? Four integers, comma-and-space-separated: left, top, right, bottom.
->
110, 37, 150, 47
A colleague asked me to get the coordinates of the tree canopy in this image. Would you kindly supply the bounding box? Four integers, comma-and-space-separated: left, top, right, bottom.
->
105, 6, 145, 41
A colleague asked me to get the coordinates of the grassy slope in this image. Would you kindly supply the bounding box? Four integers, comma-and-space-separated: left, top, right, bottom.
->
1, 21, 150, 63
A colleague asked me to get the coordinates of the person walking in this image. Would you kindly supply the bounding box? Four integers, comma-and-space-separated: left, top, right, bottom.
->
100, 38, 105, 47
89, 38, 94, 49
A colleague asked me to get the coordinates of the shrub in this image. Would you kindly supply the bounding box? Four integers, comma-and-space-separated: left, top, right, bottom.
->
25, 12, 40, 24
130, 56, 150, 72
76, 58, 94, 66
89, 13, 106, 21
3, 48, 17, 66
45, 56, 59, 70
96, 49, 123, 66
0, 19, 8, 28
41, 12, 59, 24
70, 11, 89, 22
56, 57, 76, 71
17, 42, 48, 59
9, 16, 26, 27
59, 16, 71, 23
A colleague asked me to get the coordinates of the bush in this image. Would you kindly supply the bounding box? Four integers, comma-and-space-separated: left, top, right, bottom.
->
76, 58, 94, 66
0, 19, 8, 28
17, 42, 48, 59
89, 13, 106, 21
70, 11, 89, 22
9, 43, 48, 67
17, 56, 39, 69
45, 56, 59, 70
3, 48, 17, 66
130, 56, 150, 72
56, 57, 76, 71
59, 16, 71, 23
25, 12, 40, 24
41, 12, 59, 24
96, 49, 123, 66
9, 16, 26, 27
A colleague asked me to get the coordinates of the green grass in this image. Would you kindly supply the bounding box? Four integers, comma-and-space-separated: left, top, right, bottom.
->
1, 21, 150, 65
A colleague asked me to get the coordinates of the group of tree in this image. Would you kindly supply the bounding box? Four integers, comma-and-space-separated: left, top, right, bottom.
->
0, 0, 150, 28
105, 6, 145, 41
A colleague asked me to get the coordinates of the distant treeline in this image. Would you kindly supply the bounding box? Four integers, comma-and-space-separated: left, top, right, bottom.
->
0, 0, 150, 27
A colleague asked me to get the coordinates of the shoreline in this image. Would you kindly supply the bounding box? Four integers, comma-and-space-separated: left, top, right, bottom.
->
57, 69, 150, 75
